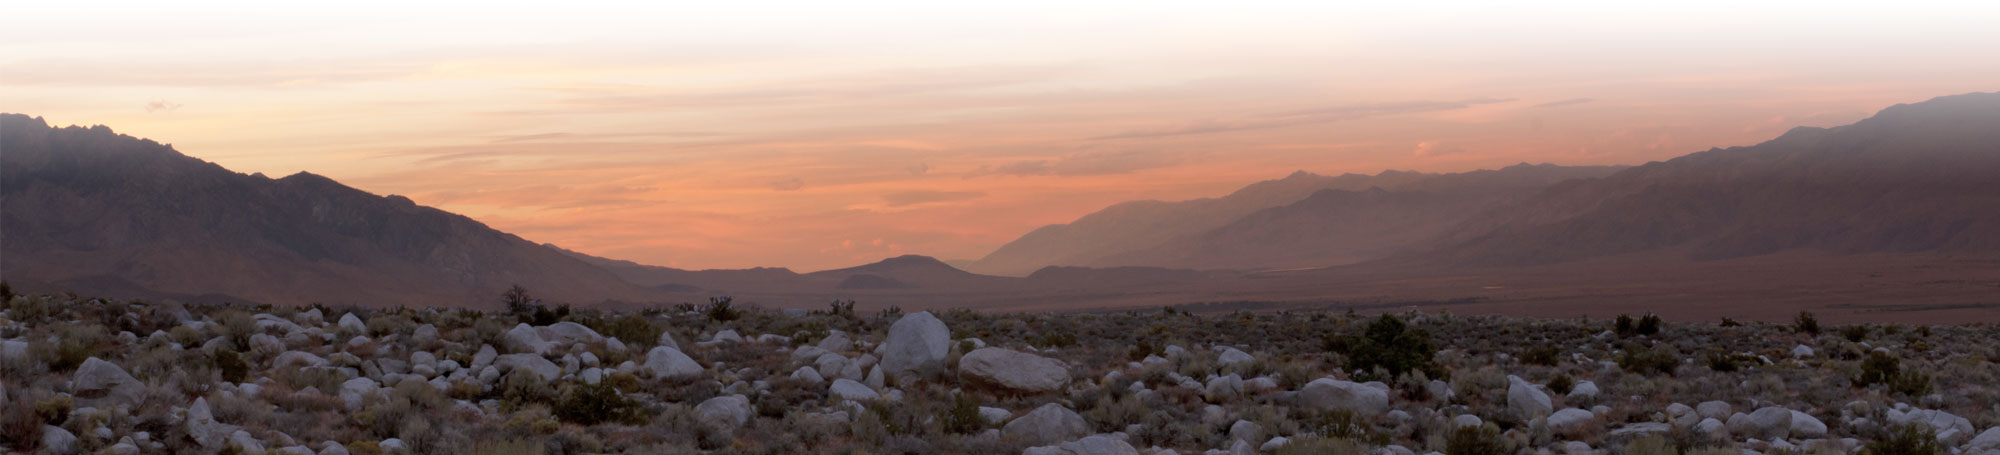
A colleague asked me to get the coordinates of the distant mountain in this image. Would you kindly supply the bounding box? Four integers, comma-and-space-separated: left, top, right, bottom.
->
967, 163, 1623, 274
1422, 92, 2000, 266
0, 114, 661, 307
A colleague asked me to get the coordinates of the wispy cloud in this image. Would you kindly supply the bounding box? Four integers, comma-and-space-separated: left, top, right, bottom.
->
1533, 98, 1595, 108
881, 190, 984, 207
1091, 98, 1515, 139
965, 149, 1185, 178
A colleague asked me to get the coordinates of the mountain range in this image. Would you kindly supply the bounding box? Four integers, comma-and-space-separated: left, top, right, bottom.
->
4, 92, 1997, 315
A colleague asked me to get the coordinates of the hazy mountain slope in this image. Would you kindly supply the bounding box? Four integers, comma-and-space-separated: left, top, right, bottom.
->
0, 115, 660, 307
1424, 92, 2000, 266
963, 170, 1433, 276
1096, 163, 1623, 270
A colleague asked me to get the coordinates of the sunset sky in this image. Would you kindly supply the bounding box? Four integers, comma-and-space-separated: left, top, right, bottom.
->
7, 2, 1998, 271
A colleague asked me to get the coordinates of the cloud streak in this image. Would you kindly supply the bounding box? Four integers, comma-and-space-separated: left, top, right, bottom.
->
1091, 98, 1516, 140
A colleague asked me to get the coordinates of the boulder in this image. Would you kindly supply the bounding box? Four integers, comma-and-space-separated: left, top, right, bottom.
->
1003, 403, 1091, 446
1790, 345, 1815, 358
1204, 374, 1244, 401
1228, 420, 1262, 443
696, 395, 753, 434
979, 407, 1013, 425
339, 377, 379, 410
1547, 408, 1597, 435
1696, 401, 1733, 420
657, 331, 681, 351
791, 366, 825, 384
1296, 379, 1392, 415
1301, 378, 1389, 415
1027, 434, 1140, 455
337, 313, 366, 333
1887, 409, 1974, 437
1216, 347, 1254, 366
506, 323, 551, 354
818, 331, 853, 352
495, 354, 562, 381
643, 346, 703, 380
186, 397, 235, 449
1789, 410, 1827, 438
1507, 375, 1553, 419
880, 311, 951, 377
273, 351, 328, 369
541, 322, 604, 345
1736, 407, 1793, 440
1453, 415, 1483, 429
41, 425, 76, 454
959, 347, 1072, 393
829, 378, 879, 401
1566, 381, 1600, 401
1967, 427, 2000, 451
72, 357, 145, 402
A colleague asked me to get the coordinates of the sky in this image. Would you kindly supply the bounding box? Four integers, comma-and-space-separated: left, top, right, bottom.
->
6, 1, 1999, 271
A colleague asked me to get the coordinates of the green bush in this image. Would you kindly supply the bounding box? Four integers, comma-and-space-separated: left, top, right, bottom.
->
1795, 311, 1821, 335
594, 314, 660, 348
1618, 344, 1679, 376
1862, 424, 1944, 455
1327, 314, 1439, 380
1614, 314, 1636, 337
940, 392, 983, 434
1841, 325, 1869, 342
704, 297, 740, 322
1445, 425, 1510, 455
1636, 313, 1663, 336
551, 382, 646, 425
1521, 345, 1561, 366
1547, 374, 1575, 396
213, 350, 249, 383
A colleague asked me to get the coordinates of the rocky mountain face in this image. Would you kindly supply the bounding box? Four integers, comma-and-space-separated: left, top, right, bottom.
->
0, 114, 659, 307
967, 163, 1624, 274
1421, 92, 2000, 266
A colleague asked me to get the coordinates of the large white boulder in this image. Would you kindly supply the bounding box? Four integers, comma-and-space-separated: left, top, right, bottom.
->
1789, 410, 1827, 438
1024, 434, 1140, 455
1695, 401, 1733, 420
1888, 409, 1975, 438
1216, 347, 1254, 366
1566, 381, 1600, 401
959, 347, 1071, 393
495, 354, 562, 381
337, 313, 367, 333
1734, 407, 1793, 440
506, 323, 552, 354
829, 378, 879, 401
540, 322, 605, 345
643, 346, 703, 380
72, 357, 145, 402
1547, 408, 1597, 435
1300, 378, 1389, 415
1967, 427, 2000, 451
1507, 376, 1553, 419
41, 425, 76, 454
186, 397, 236, 449
1003, 403, 1091, 446
880, 311, 951, 378
696, 395, 753, 434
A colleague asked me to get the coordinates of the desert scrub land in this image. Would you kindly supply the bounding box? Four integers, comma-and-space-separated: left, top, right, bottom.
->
0, 289, 1997, 455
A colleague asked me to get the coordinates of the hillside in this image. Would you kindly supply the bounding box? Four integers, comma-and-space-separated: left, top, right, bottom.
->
0, 114, 661, 307
1422, 92, 2000, 266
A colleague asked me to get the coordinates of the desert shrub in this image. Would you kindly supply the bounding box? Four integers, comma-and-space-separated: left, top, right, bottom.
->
1614, 314, 1637, 337
1444, 425, 1510, 455
1719, 317, 1742, 327
1618, 343, 1679, 376
33, 395, 73, 426
1276, 436, 1367, 455
1854, 351, 1930, 395
1626, 435, 1678, 455
1862, 424, 1944, 455
1841, 325, 1870, 342
940, 392, 984, 434
594, 314, 660, 348
1636, 313, 1663, 336
1302, 410, 1389, 446
1546, 374, 1575, 396
1031, 332, 1078, 349
1521, 345, 1561, 366
704, 297, 740, 322
0, 397, 43, 452
1794, 311, 1821, 335
502, 371, 557, 411
212, 349, 249, 383
1327, 314, 1439, 380
551, 382, 646, 425
474, 440, 546, 455
35, 324, 108, 372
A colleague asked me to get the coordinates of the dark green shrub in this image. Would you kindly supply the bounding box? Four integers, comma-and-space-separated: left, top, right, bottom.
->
1795, 311, 1820, 335
1547, 374, 1575, 396
1862, 424, 1943, 455
1445, 425, 1510, 455
1521, 345, 1561, 366
214, 350, 249, 383
1855, 351, 1900, 386
1328, 314, 1439, 380
1635, 313, 1662, 336
1705, 350, 1740, 372
1614, 314, 1637, 337
1303, 410, 1389, 446
594, 314, 660, 348
551, 382, 646, 425
1618, 344, 1679, 376
1841, 325, 1869, 342
705, 297, 740, 322
1719, 317, 1742, 327
940, 393, 983, 435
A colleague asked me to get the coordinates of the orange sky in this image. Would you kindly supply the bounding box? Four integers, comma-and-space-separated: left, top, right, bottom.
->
7, 2, 1999, 271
